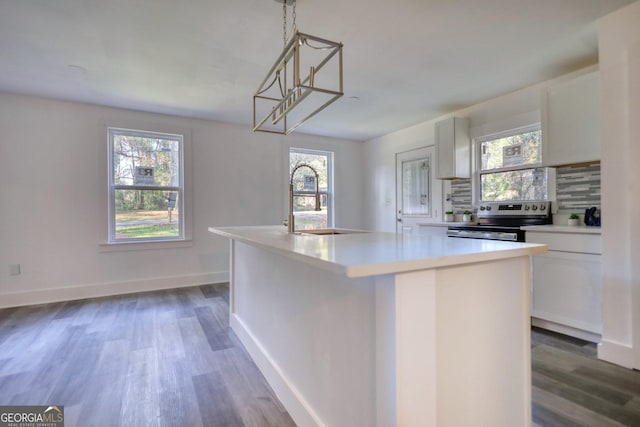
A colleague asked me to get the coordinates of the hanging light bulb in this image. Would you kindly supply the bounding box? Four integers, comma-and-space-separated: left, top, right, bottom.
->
253, 0, 344, 135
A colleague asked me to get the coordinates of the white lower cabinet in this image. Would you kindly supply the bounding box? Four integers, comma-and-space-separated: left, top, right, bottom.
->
527, 230, 602, 342
531, 252, 601, 334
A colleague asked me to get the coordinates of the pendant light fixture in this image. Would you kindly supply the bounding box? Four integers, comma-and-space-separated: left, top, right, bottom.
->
253, 0, 344, 135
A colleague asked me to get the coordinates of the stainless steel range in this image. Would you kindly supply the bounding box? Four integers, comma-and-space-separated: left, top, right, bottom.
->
446, 201, 552, 242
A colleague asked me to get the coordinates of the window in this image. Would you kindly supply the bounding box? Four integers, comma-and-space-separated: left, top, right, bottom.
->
289, 148, 333, 230
477, 126, 548, 202
108, 128, 184, 243
400, 157, 430, 216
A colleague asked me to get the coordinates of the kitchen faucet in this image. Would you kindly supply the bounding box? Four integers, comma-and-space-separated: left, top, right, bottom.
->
287, 163, 322, 233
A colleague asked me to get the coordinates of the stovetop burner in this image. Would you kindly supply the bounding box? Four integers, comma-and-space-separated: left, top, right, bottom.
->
447, 201, 552, 242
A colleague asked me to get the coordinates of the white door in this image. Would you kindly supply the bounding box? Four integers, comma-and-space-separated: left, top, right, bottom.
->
396, 147, 438, 233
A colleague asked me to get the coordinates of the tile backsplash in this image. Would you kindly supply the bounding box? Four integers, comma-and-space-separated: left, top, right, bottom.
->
447, 163, 600, 216
451, 179, 472, 213
555, 163, 601, 212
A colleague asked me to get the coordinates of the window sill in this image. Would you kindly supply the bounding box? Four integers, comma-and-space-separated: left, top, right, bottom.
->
98, 239, 194, 252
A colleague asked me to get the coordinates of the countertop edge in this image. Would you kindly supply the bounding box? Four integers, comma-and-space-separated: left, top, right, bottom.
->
344, 244, 546, 278
209, 227, 350, 276
210, 226, 547, 279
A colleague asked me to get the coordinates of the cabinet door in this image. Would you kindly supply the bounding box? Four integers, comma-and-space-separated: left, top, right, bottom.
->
526, 231, 602, 254
435, 117, 470, 179
542, 71, 600, 166
436, 118, 456, 179
531, 251, 601, 334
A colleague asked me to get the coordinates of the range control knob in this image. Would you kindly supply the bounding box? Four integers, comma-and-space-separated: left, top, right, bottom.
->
486, 206, 492, 211
524, 205, 530, 210
540, 204, 546, 211
532, 205, 538, 211
480, 206, 486, 211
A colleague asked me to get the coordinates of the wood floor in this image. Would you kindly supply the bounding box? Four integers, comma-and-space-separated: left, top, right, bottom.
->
0, 284, 638, 427
0, 284, 295, 427
531, 327, 640, 427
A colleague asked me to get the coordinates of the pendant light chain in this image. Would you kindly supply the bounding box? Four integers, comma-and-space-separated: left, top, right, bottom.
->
292, 0, 297, 36
282, 0, 297, 47
283, 1, 287, 47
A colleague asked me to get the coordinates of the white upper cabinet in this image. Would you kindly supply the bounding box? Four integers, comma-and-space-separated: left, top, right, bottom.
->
435, 117, 470, 179
541, 70, 600, 167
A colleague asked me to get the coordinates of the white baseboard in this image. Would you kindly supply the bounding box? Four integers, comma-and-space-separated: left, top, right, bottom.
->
230, 313, 326, 427
0, 271, 229, 309
531, 317, 601, 343
598, 339, 635, 369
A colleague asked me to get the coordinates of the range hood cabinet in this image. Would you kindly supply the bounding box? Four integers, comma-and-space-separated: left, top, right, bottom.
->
435, 117, 470, 179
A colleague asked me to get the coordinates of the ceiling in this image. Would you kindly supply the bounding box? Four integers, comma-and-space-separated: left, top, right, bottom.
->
0, 0, 633, 141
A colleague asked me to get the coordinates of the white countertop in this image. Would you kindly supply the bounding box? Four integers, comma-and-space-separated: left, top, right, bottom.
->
209, 226, 547, 278
521, 225, 601, 234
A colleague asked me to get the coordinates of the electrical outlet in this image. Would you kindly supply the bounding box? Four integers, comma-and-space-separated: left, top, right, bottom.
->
9, 264, 20, 276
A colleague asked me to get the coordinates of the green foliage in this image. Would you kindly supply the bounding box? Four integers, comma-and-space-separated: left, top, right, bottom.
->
289, 150, 331, 229
480, 130, 547, 201
569, 213, 580, 219
290, 151, 329, 211
290, 152, 328, 190
294, 212, 328, 230
115, 190, 176, 213
113, 134, 179, 211
116, 223, 178, 238
480, 130, 541, 171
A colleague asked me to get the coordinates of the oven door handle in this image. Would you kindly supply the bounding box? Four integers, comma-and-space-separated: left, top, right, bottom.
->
447, 229, 519, 241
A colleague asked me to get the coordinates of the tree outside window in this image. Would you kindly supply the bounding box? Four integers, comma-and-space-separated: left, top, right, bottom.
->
289, 148, 333, 230
108, 128, 184, 242
479, 128, 548, 201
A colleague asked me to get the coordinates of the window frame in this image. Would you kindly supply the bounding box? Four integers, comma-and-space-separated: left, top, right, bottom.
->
289, 147, 334, 229
107, 127, 186, 244
474, 124, 549, 203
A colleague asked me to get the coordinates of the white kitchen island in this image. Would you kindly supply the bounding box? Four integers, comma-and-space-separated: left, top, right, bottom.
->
208, 226, 547, 427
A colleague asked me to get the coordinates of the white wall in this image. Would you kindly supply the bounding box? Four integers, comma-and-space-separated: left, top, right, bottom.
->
0, 93, 364, 307
362, 70, 584, 231
363, 122, 438, 232
598, 0, 640, 369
